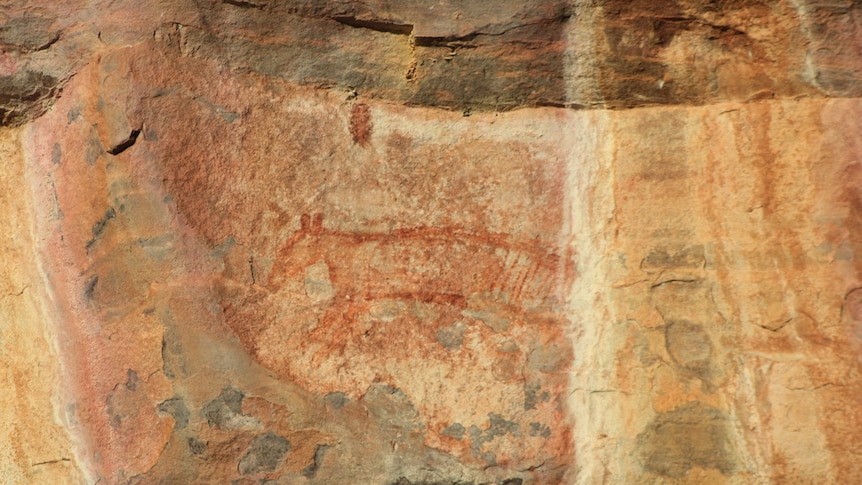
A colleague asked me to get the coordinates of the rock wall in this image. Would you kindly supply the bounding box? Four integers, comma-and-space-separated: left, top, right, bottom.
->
1, 1, 861, 484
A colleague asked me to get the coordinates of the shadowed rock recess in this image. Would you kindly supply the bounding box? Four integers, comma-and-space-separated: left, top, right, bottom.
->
1, 0, 862, 484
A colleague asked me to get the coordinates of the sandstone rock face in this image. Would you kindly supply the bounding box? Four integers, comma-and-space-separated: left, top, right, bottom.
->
1, 1, 861, 484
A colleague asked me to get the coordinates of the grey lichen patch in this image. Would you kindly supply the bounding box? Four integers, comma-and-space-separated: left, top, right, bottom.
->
85, 207, 116, 251
641, 246, 705, 273
85, 128, 105, 166
324, 391, 348, 410
158, 397, 190, 430
638, 401, 738, 477
187, 437, 207, 455
105, 370, 145, 429
665, 321, 712, 379
461, 308, 509, 333
487, 413, 520, 438
435, 321, 466, 350
124, 369, 139, 391
137, 234, 176, 260
362, 383, 420, 430
441, 422, 465, 440
66, 105, 81, 123
499, 339, 519, 353
161, 329, 186, 380
237, 431, 290, 475
301, 444, 330, 479
467, 413, 521, 464
527, 344, 566, 373
202, 385, 259, 430
51, 143, 62, 165
650, 278, 717, 325
523, 381, 550, 411
529, 422, 551, 438
83, 275, 98, 301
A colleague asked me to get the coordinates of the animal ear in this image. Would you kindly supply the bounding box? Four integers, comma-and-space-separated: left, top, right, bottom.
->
313, 213, 324, 232
300, 213, 311, 231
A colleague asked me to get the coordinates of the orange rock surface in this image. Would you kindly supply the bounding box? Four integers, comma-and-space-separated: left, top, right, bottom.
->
1, 1, 861, 484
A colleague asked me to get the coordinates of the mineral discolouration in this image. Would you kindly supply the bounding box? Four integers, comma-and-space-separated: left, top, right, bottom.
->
637, 402, 738, 477
569, 100, 862, 483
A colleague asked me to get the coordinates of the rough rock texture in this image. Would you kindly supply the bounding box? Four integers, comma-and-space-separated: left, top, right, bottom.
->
2, 1, 862, 484
568, 99, 862, 484
0, 128, 84, 484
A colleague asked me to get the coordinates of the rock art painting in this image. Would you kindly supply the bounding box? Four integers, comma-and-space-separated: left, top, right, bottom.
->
1, 1, 862, 484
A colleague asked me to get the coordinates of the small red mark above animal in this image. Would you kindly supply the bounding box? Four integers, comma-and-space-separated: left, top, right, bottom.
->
350, 103, 372, 146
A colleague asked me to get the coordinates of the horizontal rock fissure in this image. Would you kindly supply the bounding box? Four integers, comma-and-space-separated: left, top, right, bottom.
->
412, 17, 571, 47
651, 278, 700, 288
28, 31, 61, 52
330, 16, 414, 35
2, 285, 29, 298
31, 458, 71, 467
222, 0, 265, 9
